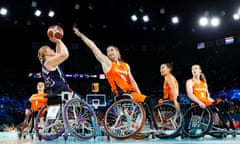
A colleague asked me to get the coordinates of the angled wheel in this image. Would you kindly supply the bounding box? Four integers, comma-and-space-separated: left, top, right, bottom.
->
64, 98, 97, 140
19, 113, 34, 140
154, 102, 183, 138
104, 99, 146, 139
35, 104, 65, 141
182, 105, 213, 138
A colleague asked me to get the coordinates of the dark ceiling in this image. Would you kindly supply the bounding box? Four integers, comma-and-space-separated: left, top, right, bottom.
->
36, 0, 240, 44
1, 0, 240, 42
0, 0, 240, 94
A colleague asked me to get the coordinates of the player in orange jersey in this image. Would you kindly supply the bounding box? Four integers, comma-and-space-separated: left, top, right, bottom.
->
186, 64, 217, 108
73, 26, 156, 129
19, 81, 47, 139
185, 64, 230, 126
158, 62, 180, 111
28, 82, 47, 113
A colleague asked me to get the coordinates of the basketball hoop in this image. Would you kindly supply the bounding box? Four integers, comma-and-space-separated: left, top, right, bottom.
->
92, 99, 100, 109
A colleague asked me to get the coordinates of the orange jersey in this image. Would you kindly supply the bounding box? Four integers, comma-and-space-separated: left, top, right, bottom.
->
105, 61, 135, 96
105, 61, 146, 102
163, 74, 179, 101
189, 78, 213, 106
29, 93, 47, 112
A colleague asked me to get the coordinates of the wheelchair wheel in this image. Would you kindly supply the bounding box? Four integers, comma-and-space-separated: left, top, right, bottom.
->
182, 105, 213, 138
154, 103, 183, 138
35, 104, 65, 141
104, 99, 146, 139
64, 98, 97, 139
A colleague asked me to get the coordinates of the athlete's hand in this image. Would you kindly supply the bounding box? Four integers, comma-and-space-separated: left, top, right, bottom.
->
199, 102, 206, 109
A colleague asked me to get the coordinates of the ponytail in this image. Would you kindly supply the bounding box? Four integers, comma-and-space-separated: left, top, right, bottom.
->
200, 73, 206, 83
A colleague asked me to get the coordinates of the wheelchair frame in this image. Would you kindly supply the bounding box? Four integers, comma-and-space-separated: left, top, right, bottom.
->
34, 91, 98, 141
182, 102, 236, 138
19, 111, 38, 140
102, 94, 183, 140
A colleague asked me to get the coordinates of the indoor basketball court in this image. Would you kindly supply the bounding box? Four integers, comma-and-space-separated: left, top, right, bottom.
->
1, 132, 240, 144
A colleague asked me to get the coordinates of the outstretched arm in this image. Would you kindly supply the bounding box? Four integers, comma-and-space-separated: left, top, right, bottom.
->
73, 27, 111, 73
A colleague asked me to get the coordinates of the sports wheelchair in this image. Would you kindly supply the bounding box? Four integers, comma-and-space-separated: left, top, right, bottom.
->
35, 91, 98, 141
19, 97, 47, 140
133, 99, 183, 139
102, 93, 183, 140
181, 100, 236, 138
19, 111, 38, 139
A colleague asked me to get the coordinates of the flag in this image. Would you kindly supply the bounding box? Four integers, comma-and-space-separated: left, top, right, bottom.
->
225, 36, 234, 45
197, 42, 205, 49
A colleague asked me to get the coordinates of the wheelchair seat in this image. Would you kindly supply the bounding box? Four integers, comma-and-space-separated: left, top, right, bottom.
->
115, 93, 133, 101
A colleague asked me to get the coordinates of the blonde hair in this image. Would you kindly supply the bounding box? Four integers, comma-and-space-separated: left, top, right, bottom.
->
200, 73, 207, 83
37, 81, 45, 86
38, 45, 50, 62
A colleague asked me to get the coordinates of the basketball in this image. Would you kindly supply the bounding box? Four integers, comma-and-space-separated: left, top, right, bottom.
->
47, 25, 64, 39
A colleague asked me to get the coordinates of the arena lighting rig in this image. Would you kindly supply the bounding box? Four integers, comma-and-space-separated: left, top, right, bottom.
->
0, 1, 240, 30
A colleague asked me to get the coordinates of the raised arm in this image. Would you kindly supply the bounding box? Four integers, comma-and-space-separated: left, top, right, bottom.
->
73, 27, 111, 73
45, 39, 69, 71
